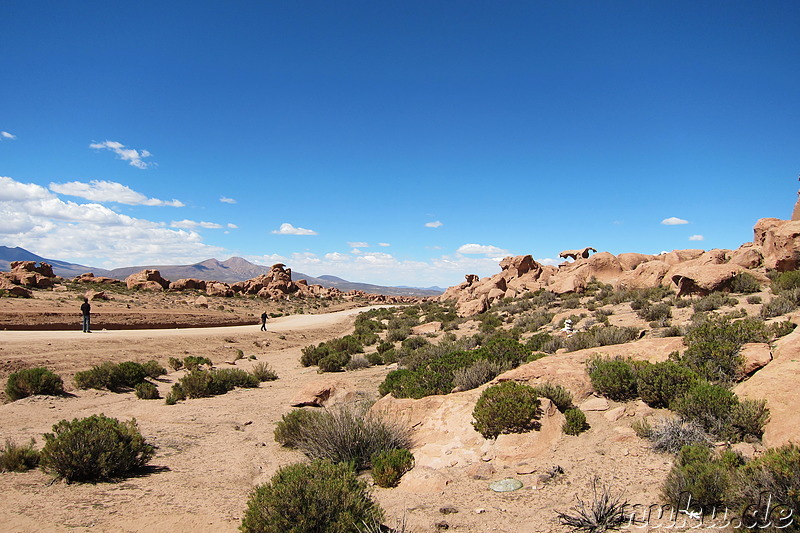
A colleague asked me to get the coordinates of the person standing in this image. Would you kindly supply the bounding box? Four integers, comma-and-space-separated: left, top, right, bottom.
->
81, 297, 92, 333
260, 311, 268, 331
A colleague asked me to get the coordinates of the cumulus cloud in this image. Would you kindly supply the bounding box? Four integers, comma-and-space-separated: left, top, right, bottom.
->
661, 217, 689, 225
689, 234, 704, 241
457, 243, 509, 255
348, 242, 369, 248
271, 223, 318, 235
0, 175, 224, 267
425, 221, 443, 228
170, 220, 224, 229
324, 252, 350, 262
89, 140, 154, 169
227, 223, 238, 229
378, 242, 390, 247
220, 196, 237, 204
1, 131, 16, 140
49, 180, 183, 207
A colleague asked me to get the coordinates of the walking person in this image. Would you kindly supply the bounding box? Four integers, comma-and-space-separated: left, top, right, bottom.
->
81, 297, 92, 333
260, 311, 268, 331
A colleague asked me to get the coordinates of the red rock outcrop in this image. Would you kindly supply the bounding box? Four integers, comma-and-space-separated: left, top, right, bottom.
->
169, 278, 207, 291
754, 217, 800, 271
75, 273, 121, 285
1, 261, 58, 289
125, 269, 170, 291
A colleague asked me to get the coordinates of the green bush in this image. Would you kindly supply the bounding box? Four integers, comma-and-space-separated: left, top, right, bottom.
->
761, 296, 797, 318
376, 341, 394, 354
168, 357, 183, 371
0, 439, 40, 472
39, 414, 155, 482
479, 337, 530, 367
183, 355, 212, 371
73, 361, 148, 391
679, 316, 768, 382
636, 302, 672, 322
166, 383, 186, 404
770, 320, 797, 339
250, 362, 278, 382
401, 336, 430, 351
365, 352, 384, 365
771, 270, 800, 292
730, 272, 761, 294
452, 359, 507, 391
562, 408, 588, 435
273, 404, 412, 471
661, 445, 738, 512
746, 295, 762, 304
693, 292, 738, 313
142, 360, 167, 379
371, 448, 414, 488
734, 444, 800, 530
728, 398, 770, 441
565, 326, 639, 352
301, 336, 363, 368
472, 382, 541, 439
240, 459, 384, 533
636, 361, 698, 409
114, 361, 149, 388
5, 367, 64, 401
318, 352, 351, 373
532, 382, 573, 412
178, 368, 259, 399
672, 381, 739, 437
588, 357, 638, 401
134, 381, 160, 400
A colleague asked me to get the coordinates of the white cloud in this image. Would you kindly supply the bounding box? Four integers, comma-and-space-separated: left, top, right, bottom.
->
457, 243, 510, 255
220, 196, 237, 204
0, 176, 224, 267
351, 248, 363, 255
348, 242, 369, 248
170, 219, 223, 229
689, 234, 704, 241
661, 217, 689, 225
1, 131, 16, 140
539, 258, 561, 266
378, 242, 390, 247
271, 222, 318, 235
49, 180, 183, 207
425, 221, 443, 228
90, 140, 154, 169
227, 223, 238, 229
324, 252, 350, 262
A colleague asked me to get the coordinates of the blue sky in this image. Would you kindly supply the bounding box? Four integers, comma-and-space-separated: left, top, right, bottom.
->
1, 2, 798, 287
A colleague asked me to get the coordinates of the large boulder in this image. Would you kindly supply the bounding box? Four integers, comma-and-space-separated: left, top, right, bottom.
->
170, 278, 207, 291
728, 243, 763, 269
754, 217, 800, 271
125, 269, 170, 291
661, 249, 705, 266
615, 260, 671, 290
617, 253, 656, 271
547, 252, 623, 294
664, 263, 746, 296
205, 281, 233, 297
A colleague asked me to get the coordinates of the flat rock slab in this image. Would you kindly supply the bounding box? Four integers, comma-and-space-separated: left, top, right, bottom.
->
489, 478, 523, 492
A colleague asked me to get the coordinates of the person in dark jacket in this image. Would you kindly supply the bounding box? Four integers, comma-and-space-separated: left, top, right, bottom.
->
81, 297, 91, 333
260, 311, 268, 331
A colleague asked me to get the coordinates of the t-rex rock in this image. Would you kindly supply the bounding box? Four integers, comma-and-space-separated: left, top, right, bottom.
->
558, 247, 597, 261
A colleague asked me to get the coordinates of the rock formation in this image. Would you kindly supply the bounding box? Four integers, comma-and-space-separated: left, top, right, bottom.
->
558, 247, 597, 261
0, 261, 58, 291
125, 269, 170, 291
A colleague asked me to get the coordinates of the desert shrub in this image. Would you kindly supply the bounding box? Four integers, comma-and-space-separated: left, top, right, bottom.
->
671, 381, 739, 437
452, 359, 507, 391
639, 417, 711, 454
532, 382, 573, 412
240, 459, 384, 533
142, 360, 167, 379
661, 444, 737, 512
514, 310, 554, 332
114, 361, 149, 388
527, 332, 559, 353
301, 336, 363, 367
250, 362, 278, 382
168, 357, 183, 371
386, 327, 411, 343
183, 355, 212, 371
370, 448, 414, 488
167, 382, 186, 402
5, 367, 64, 401
346, 355, 371, 371
276, 403, 412, 470
636, 361, 698, 408
0, 439, 40, 472
479, 337, 530, 367
178, 368, 258, 398
565, 326, 639, 352
39, 414, 155, 482
472, 382, 541, 439
401, 336, 429, 351
134, 381, 160, 400
365, 352, 384, 365
274, 408, 325, 448
355, 331, 379, 346
73, 361, 148, 391
562, 408, 588, 436
771, 269, 800, 292
746, 295, 762, 304
636, 302, 672, 322
728, 398, 770, 441
679, 316, 768, 382
693, 292, 738, 313
761, 296, 797, 318
379, 369, 444, 399
318, 352, 351, 373
557, 477, 632, 533
376, 341, 394, 354
770, 320, 797, 339
587, 357, 638, 401
733, 444, 800, 531
659, 324, 685, 337
730, 272, 761, 294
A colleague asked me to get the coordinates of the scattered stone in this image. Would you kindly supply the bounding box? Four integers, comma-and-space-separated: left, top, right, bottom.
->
439, 506, 458, 515
604, 406, 627, 421
435, 521, 449, 531
489, 478, 523, 492
474, 508, 486, 514
580, 396, 610, 411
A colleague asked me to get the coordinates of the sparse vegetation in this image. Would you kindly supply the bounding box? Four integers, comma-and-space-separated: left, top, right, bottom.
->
5, 367, 64, 401
587, 356, 638, 401
240, 459, 384, 533
636, 417, 711, 454
661, 444, 739, 512
557, 477, 633, 532
562, 408, 588, 436
250, 361, 278, 382
39, 414, 155, 482
177, 368, 259, 399
0, 439, 40, 472
472, 382, 541, 439
74, 361, 150, 391
370, 448, 414, 488
532, 382, 573, 412
134, 381, 160, 399
635, 361, 698, 409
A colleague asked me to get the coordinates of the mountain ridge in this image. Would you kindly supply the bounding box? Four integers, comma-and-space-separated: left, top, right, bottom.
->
0, 246, 443, 297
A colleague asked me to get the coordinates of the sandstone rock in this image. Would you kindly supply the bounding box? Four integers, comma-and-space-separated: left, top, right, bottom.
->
412, 321, 442, 335
617, 253, 656, 271
661, 249, 705, 266
289, 380, 352, 407
205, 281, 233, 297
615, 260, 670, 290
728, 243, 764, 269
87, 290, 110, 301
194, 296, 209, 308
398, 466, 452, 493
604, 406, 627, 422
665, 263, 745, 296
126, 269, 170, 291
548, 252, 624, 294
739, 343, 772, 376
170, 278, 206, 291
754, 217, 800, 271
559, 247, 597, 261
457, 294, 488, 317
580, 396, 610, 411
464, 462, 496, 480
499, 255, 536, 277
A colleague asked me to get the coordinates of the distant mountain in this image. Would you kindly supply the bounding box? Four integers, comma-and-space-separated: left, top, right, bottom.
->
0, 246, 443, 296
